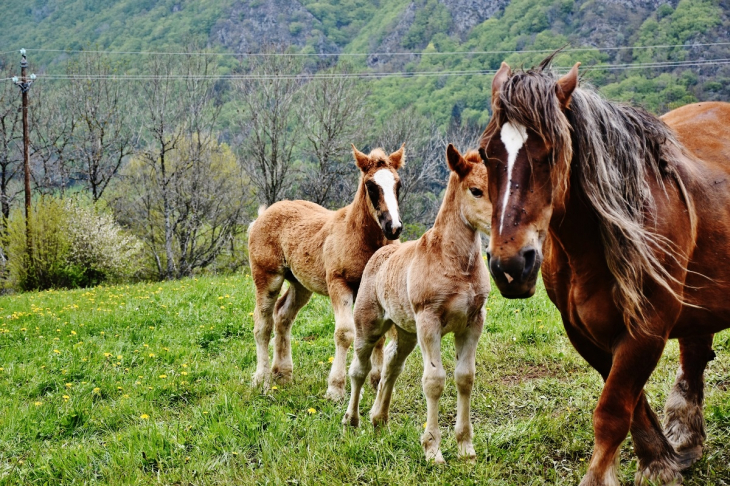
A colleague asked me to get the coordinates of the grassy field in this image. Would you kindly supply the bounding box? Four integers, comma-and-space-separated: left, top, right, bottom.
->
0, 274, 728, 485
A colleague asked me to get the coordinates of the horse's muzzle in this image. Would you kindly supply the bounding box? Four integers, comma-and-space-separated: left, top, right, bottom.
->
487, 247, 541, 298
380, 214, 402, 240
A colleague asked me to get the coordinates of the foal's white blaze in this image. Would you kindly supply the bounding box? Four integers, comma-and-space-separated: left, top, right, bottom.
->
499, 122, 528, 233
373, 169, 401, 229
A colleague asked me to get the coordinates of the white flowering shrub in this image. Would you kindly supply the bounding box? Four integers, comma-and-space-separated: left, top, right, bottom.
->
4, 196, 143, 290
64, 200, 143, 282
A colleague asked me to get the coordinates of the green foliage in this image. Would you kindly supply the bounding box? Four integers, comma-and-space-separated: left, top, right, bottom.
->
600, 73, 697, 113
0, 275, 728, 483
401, 0, 452, 50
4, 197, 143, 291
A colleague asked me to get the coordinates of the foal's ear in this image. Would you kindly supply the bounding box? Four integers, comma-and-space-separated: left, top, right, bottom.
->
352, 144, 371, 171
389, 143, 405, 170
446, 144, 472, 178
556, 62, 580, 109
492, 62, 511, 101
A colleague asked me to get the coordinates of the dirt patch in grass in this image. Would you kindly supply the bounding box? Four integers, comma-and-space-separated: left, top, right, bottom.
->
499, 364, 559, 386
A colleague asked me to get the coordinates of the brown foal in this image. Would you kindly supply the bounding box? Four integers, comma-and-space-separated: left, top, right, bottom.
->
343, 145, 491, 464
248, 145, 404, 400
480, 55, 730, 485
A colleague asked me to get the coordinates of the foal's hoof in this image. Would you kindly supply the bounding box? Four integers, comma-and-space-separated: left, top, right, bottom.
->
342, 412, 359, 428
251, 371, 269, 389
425, 449, 446, 465
458, 443, 477, 464
635, 459, 683, 486
369, 409, 388, 428
271, 367, 293, 384
325, 386, 346, 401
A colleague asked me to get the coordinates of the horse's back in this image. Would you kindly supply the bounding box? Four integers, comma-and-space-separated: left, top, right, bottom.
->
662, 102, 730, 167
248, 200, 333, 292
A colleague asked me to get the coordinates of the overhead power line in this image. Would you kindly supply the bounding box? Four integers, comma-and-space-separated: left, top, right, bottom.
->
4, 42, 729, 58
2, 56, 727, 83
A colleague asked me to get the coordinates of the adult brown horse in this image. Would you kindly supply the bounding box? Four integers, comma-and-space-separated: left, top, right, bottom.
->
479, 56, 730, 485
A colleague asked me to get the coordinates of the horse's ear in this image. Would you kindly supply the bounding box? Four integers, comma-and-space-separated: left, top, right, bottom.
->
556, 62, 580, 109
352, 144, 371, 171
446, 144, 472, 178
492, 62, 511, 101
389, 143, 405, 170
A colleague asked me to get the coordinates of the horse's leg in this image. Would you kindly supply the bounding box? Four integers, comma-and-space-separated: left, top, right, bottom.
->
271, 279, 312, 383
369, 326, 418, 427
343, 321, 392, 427
251, 268, 285, 388
416, 312, 446, 464
453, 310, 485, 463
663, 334, 715, 468
325, 278, 355, 401
368, 334, 386, 391
631, 392, 682, 485
580, 335, 675, 486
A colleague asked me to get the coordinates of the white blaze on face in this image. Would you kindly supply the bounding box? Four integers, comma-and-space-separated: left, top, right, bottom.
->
373, 169, 401, 229
499, 121, 528, 233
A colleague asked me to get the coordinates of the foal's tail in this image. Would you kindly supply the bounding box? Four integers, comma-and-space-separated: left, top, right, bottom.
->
248, 205, 268, 234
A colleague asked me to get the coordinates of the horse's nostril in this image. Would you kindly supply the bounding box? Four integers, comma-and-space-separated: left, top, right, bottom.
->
521, 248, 537, 279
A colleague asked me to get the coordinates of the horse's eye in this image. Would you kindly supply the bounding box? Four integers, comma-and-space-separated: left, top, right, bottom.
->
469, 187, 483, 198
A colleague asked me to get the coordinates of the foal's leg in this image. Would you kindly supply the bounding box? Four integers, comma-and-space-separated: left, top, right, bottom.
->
251, 268, 285, 388
663, 334, 715, 468
580, 335, 675, 486
369, 326, 418, 427
453, 311, 485, 463
271, 279, 313, 383
417, 312, 446, 464
325, 278, 356, 400
368, 334, 387, 391
343, 320, 391, 427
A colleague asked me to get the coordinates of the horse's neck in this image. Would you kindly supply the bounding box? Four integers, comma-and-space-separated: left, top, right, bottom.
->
549, 184, 605, 267
345, 181, 385, 246
429, 180, 481, 268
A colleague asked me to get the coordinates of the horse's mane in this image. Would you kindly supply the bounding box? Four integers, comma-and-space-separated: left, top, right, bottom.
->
485, 55, 693, 336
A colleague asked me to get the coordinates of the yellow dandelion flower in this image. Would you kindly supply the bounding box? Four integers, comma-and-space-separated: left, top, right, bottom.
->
93, 387, 101, 394
148, 353, 155, 358
71, 331, 76, 335
423, 422, 427, 429
318, 361, 324, 365
143, 344, 149, 348
34, 401, 42, 406
159, 374, 167, 379
328, 356, 334, 363
203, 411, 208, 414
218, 296, 224, 300
65, 383, 72, 388
62, 395, 70, 400
104, 353, 112, 357
271, 385, 278, 390
53, 349, 61, 354
117, 386, 123, 390
182, 364, 188, 368
117, 355, 122, 360
248, 312, 254, 316
181, 371, 188, 376
232, 451, 238, 456
220, 306, 225, 309
307, 408, 317, 414
147, 386, 153, 390
140, 414, 149, 420
122, 394, 130, 398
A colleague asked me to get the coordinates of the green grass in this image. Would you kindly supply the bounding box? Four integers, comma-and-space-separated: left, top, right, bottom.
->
0, 274, 728, 484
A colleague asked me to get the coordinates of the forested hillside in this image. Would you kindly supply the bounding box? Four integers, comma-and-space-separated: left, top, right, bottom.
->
2, 0, 729, 126
1, 0, 729, 286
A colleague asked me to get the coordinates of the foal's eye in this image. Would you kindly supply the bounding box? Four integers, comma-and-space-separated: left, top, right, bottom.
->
469, 187, 483, 198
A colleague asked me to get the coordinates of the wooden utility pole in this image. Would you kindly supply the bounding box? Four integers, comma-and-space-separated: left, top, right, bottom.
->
12, 49, 35, 257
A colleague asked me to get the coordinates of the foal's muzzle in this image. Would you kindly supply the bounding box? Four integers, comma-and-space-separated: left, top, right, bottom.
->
380, 213, 402, 240
487, 247, 541, 298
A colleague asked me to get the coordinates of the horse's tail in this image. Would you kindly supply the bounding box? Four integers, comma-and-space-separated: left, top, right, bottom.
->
248, 205, 268, 234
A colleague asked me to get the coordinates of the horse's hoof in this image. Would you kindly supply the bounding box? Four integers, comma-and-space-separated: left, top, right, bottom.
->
325, 386, 346, 401
369, 411, 388, 428
458, 443, 476, 464
635, 459, 683, 486
342, 412, 359, 428
251, 372, 269, 389
425, 449, 445, 465
674, 445, 702, 470
271, 367, 293, 384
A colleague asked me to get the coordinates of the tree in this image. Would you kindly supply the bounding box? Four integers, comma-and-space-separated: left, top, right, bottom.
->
64, 54, 137, 202
235, 49, 304, 206
0, 61, 22, 227
298, 63, 370, 208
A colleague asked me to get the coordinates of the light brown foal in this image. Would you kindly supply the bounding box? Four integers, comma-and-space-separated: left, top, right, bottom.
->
248, 145, 404, 400
343, 145, 491, 464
